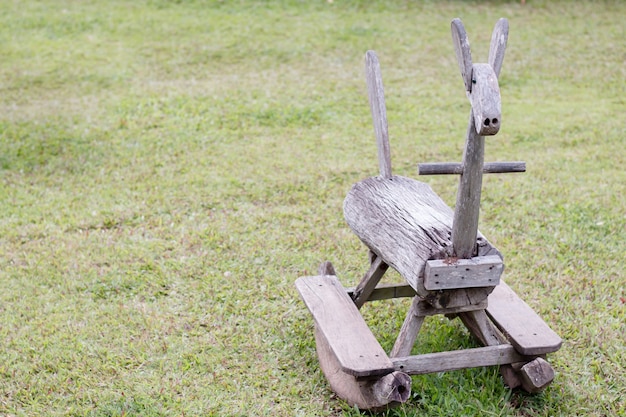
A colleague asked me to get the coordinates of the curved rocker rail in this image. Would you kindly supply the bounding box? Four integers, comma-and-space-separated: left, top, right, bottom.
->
295, 272, 562, 411
295, 274, 411, 411
315, 327, 411, 412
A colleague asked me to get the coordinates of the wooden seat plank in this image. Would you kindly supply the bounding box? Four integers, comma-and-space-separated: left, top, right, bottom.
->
486, 281, 562, 355
343, 175, 502, 308
295, 275, 394, 377
343, 176, 454, 293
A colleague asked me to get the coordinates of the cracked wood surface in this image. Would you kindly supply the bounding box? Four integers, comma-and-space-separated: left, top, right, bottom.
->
344, 175, 501, 307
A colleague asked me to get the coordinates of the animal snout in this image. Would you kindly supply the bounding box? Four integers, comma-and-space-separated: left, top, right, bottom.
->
480, 116, 500, 135
483, 117, 499, 128
469, 63, 502, 136
477, 116, 500, 135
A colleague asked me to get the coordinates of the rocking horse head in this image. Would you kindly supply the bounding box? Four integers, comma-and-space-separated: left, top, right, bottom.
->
451, 18, 509, 136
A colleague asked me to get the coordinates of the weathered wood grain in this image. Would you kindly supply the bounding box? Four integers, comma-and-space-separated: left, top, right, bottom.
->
468, 63, 502, 136
315, 327, 411, 412
344, 175, 501, 308
459, 309, 507, 347
391, 344, 527, 376
418, 161, 525, 175
318, 261, 336, 276
347, 282, 416, 302
352, 255, 389, 308
414, 299, 487, 317
451, 18, 473, 92
519, 357, 555, 393
344, 175, 453, 289
488, 18, 509, 77
424, 255, 503, 290
486, 281, 563, 356
295, 275, 394, 377
452, 115, 485, 259
459, 307, 525, 389
365, 50, 392, 179
390, 297, 424, 358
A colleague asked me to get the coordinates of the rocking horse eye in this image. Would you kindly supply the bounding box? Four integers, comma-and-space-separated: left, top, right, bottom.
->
472, 78, 476, 84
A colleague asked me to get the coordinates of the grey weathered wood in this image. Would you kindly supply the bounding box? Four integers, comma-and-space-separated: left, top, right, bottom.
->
414, 299, 487, 317
344, 175, 501, 308
365, 50, 392, 179
390, 297, 424, 358
459, 309, 507, 347
448, 19, 504, 261
347, 282, 416, 302
448, 18, 504, 256
314, 327, 411, 412
344, 175, 453, 289
486, 281, 563, 355
451, 18, 473, 92
418, 161, 525, 175
317, 261, 337, 275
468, 63, 502, 136
452, 115, 485, 259
488, 18, 509, 77
519, 357, 555, 393
318, 261, 336, 276
423, 255, 503, 290
295, 275, 394, 377
451, 18, 503, 136
352, 255, 389, 308
391, 344, 527, 376
346, 281, 487, 311
458, 309, 524, 389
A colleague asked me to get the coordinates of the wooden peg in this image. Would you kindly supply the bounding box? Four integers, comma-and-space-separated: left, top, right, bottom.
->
519, 357, 555, 393
418, 161, 526, 175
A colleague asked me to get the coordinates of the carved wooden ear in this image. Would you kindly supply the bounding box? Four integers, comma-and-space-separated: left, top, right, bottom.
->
451, 18, 473, 92
488, 18, 509, 77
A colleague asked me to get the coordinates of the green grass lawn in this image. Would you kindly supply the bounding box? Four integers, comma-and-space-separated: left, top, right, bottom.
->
0, 1, 624, 416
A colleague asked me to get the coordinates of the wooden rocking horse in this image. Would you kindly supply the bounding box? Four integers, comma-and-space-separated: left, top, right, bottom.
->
295, 18, 561, 411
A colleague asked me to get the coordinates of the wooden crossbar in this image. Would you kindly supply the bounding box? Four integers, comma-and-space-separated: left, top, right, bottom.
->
418, 161, 526, 175
391, 344, 528, 376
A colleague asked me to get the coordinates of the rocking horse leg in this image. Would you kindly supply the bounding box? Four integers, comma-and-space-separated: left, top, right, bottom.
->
459, 310, 523, 389
390, 297, 425, 357
352, 253, 389, 308
460, 310, 556, 392
318, 261, 336, 276
459, 310, 504, 346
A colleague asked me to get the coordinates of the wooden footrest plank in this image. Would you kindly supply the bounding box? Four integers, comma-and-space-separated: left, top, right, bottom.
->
295, 275, 394, 377
486, 281, 562, 356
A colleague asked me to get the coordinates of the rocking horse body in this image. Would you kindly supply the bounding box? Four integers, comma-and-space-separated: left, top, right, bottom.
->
296, 18, 562, 411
